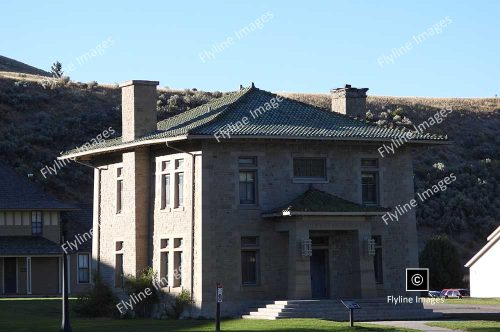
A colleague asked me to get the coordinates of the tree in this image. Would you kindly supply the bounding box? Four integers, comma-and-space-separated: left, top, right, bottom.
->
51, 61, 63, 78
419, 235, 464, 290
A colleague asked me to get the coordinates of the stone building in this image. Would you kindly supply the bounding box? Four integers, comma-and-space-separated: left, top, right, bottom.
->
61, 80, 446, 317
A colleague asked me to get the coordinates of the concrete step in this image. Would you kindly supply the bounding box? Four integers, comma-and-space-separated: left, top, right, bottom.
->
242, 299, 441, 321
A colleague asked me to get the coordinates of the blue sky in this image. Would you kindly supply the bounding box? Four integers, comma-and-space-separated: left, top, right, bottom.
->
1, 0, 498, 97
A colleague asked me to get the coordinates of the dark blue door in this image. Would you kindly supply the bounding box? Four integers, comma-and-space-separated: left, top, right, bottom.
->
4, 258, 17, 294
310, 249, 328, 299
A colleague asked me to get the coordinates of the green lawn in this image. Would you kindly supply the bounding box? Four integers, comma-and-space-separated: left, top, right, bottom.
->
0, 298, 417, 332
427, 321, 500, 332
441, 298, 500, 306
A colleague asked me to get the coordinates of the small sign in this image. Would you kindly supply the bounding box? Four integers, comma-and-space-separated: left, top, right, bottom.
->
216, 284, 223, 303
341, 300, 361, 310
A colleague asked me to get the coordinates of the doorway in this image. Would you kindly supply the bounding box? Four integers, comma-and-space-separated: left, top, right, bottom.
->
4, 257, 17, 294
310, 249, 328, 299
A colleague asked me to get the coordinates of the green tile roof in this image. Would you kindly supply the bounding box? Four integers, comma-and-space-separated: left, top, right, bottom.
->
63, 85, 447, 157
263, 188, 388, 217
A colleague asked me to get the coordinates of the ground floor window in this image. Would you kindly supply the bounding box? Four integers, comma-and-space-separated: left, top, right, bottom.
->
115, 253, 124, 288
241, 236, 260, 285
78, 254, 90, 283
372, 236, 383, 284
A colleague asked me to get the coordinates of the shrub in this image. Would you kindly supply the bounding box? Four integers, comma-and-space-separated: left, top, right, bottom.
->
123, 268, 159, 318
51, 61, 63, 78
170, 289, 193, 319
419, 235, 464, 290
73, 272, 118, 317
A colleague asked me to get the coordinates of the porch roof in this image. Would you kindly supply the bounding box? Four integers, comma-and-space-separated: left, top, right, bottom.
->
0, 236, 63, 255
262, 188, 389, 218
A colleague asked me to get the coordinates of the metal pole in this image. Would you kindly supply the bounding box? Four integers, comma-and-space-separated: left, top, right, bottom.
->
60, 222, 72, 332
349, 308, 353, 327
216, 301, 221, 331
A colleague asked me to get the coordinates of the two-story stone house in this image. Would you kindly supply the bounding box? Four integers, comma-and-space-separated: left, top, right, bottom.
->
0, 162, 92, 296
60, 80, 446, 316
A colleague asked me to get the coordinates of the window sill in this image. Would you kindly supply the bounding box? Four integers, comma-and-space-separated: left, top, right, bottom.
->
173, 206, 185, 212
238, 204, 260, 210
292, 179, 329, 184
240, 284, 264, 292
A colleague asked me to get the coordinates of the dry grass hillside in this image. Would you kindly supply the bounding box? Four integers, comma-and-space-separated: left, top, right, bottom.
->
1, 72, 499, 268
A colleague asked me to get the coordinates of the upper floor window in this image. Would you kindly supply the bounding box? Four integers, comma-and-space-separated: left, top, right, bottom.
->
361, 158, 379, 205
293, 158, 326, 181
158, 158, 185, 209
239, 157, 257, 205
31, 211, 43, 235
116, 167, 123, 214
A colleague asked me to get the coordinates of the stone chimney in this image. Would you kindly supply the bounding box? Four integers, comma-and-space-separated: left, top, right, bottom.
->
119, 80, 159, 142
331, 84, 369, 118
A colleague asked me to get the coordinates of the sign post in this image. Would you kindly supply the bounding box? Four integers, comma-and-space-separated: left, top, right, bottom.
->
340, 300, 361, 327
215, 283, 223, 331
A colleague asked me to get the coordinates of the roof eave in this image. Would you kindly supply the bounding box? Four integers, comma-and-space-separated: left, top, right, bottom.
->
58, 135, 189, 160
465, 227, 500, 267
262, 211, 386, 218
187, 134, 449, 145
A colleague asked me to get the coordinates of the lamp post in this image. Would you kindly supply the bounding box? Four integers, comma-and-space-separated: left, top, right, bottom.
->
60, 220, 72, 332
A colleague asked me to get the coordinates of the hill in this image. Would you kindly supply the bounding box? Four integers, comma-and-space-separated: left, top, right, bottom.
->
0, 55, 50, 76
0, 72, 498, 270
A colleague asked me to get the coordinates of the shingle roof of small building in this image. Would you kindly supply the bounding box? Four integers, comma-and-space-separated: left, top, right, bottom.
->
0, 161, 76, 210
263, 188, 389, 217
0, 236, 62, 255
62, 85, 447, 157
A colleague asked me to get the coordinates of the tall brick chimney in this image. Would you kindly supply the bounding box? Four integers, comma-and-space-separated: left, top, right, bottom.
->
331, 84, 369, 118
119, 80, 159, 142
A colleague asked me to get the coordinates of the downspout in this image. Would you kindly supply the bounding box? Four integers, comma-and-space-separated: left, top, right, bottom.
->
166, 142, 196, 314
74, 159, 106, 275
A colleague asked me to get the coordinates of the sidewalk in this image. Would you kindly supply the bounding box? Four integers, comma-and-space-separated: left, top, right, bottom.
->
368, 320, 463, 332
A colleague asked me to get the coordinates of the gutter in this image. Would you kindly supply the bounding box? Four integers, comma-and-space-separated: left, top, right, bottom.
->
262, 211, 387, 218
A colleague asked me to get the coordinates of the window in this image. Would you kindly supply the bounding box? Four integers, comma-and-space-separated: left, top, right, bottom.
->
175, 173, 184, 207
239, 157, 258, 205
372, 236, 383, 284
78, 254, 90, 283
161, 174, 171, 209
115, 254, 124, 288
293, 158, 326, 181
116, 167, 123, 214
161, 252, 169, 286
241, 236, 260, 285
173, 251, 183, 287
361, 159, 379, 205
115, 241, 124, 288
31, 211, 43, 235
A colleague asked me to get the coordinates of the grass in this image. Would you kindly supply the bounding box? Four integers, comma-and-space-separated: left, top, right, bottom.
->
0, 298, 418, 332
441, 298, 500, 306
427, 321, 500, 331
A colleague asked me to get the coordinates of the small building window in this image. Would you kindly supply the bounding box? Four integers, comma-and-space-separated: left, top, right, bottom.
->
239, 157, 258, 205
78, 254, 90, 283
293, 158, 326, 181
116, 167, 123, 214
241, 236, 260, 285
372, 236, 383, 284
361, 159, 379, 205
31, 211, 43, 235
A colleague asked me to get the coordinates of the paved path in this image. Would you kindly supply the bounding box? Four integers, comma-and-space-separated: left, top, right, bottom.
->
368, 320, 463, 332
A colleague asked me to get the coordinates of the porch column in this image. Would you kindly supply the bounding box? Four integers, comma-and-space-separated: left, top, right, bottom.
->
58, 256, 62, 293
26, 257, 32, 295
358, 227, 377, 297
287, 222, 311, 299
